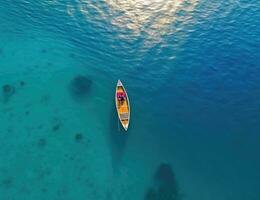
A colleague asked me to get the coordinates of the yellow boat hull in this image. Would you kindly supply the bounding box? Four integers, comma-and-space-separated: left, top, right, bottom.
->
115, 80, 130, 131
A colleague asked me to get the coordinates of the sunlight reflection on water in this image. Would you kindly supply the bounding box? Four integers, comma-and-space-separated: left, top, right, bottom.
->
68, 0, 199, 47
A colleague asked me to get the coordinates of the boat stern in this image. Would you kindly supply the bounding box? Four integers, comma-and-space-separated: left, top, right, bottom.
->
123, 124, 129, 131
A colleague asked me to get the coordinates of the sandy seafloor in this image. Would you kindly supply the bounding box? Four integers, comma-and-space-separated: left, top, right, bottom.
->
0, 0, 260, 200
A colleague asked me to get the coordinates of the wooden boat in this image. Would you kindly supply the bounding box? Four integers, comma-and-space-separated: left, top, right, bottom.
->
115, 80, 130, 131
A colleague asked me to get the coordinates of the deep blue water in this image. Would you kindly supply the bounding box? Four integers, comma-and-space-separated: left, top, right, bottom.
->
0, 0, 260, 199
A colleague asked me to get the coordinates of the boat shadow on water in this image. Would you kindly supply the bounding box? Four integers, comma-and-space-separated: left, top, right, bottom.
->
108, 99, 129, 173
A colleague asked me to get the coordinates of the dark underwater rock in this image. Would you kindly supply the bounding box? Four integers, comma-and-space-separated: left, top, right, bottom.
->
75, 133, 83, 142
69, 75, 92, 99
2, 84, 15, 102
144, 163, 181, 200
52, 124, 61, 132
2, 84, 15, 96
154, 163, 176, 186
20, 81, 26, 86
1, 177, 13, 188
157, 184, 179, 200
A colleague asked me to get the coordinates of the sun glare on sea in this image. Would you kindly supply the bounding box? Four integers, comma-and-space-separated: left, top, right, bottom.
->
69, 0, 199, 46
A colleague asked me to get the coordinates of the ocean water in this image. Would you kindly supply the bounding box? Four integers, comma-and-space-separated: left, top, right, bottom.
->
0, 0, 260, 199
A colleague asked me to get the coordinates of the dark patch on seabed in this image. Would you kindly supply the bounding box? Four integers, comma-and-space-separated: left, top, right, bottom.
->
69, 75, 92, 101
37, 138, 47, 148
2, 84, 16, 103
145, 163, 181, 200
75, 133, 84, 142
50, 117, 63, 133
20, 81, 26, 87
41, 48, 47, 54
1, 177, 13, 189
52, 123, 61, 132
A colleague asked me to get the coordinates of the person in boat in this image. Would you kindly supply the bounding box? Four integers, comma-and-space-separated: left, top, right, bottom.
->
117, 92, 125, 104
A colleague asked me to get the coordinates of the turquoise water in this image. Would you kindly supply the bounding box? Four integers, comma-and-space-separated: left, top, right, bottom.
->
0, 0, 260, 199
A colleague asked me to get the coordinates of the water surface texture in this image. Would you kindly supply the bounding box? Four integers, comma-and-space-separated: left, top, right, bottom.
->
0, 0, 260, 199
